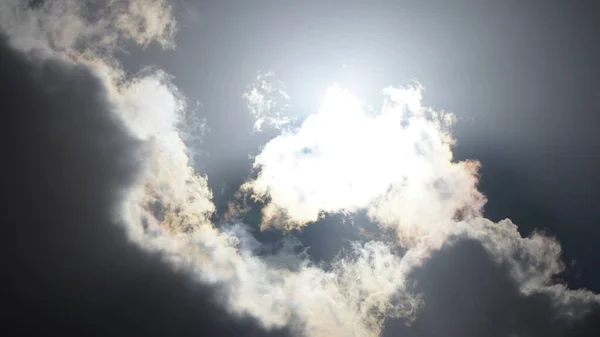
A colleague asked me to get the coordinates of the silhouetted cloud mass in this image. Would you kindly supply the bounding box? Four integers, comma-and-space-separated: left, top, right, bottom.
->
0, 34, 290, 337
384, 237, 600, 337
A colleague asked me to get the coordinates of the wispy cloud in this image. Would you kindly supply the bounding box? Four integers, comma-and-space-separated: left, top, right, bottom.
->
242, 70, 293, 132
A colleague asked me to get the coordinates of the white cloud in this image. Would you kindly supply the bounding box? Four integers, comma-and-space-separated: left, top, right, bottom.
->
242, 70, 293, 131
4, 2, 598, 336
243, 83, 599, 312
244, 84, 485, 241
113, 75, 421, 336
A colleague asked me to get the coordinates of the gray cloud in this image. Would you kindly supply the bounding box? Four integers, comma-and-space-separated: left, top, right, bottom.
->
0, 0, 176, 54
1, 3, 420, 337
385, 236, 600, 337
0, 30, 291, 336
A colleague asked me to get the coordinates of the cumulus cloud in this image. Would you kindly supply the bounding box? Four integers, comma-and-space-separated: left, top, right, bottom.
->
4, 1, 599, 337
243, 83, 600, 331
1, 3, 419, 337
244, 84, 484, 240
0, 31, 293, 337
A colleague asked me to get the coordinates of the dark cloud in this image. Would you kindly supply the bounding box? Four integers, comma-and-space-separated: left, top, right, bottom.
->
383, 237, 600, 337
0, 35, 290, 337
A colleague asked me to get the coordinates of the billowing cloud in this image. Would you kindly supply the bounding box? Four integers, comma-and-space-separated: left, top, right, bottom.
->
243, 83, 599, 328
1, 29, 292, 337
4, 2, 599, 337
245, 84, 484, 240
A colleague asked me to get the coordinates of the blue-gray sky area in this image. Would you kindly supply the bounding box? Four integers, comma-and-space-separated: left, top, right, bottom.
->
4, 1, 600, 336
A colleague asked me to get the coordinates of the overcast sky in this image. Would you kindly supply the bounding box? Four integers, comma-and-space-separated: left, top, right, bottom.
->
4, 1, 600, 336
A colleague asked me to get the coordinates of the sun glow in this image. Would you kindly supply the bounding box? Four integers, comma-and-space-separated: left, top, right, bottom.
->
245, 83, 484, 241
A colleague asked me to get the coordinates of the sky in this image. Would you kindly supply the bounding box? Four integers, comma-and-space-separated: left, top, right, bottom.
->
3, 1, 600, 336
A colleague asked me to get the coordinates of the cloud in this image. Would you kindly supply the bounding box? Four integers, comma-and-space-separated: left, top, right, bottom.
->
104, 49, 417, 337
3, 1, 599, 337
384, 237, 600, 337
243, 83, 600, 332
118, 70, 600, 336
1, 3, 420, 337
0, 32, 293, 336
1, 1, 285, 336
243, 70, 293, 132
244, 84, 484, 240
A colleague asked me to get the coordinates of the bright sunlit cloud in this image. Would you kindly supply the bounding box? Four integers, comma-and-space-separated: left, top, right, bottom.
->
5, 2, 599, 337
244, 84, 484, 243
